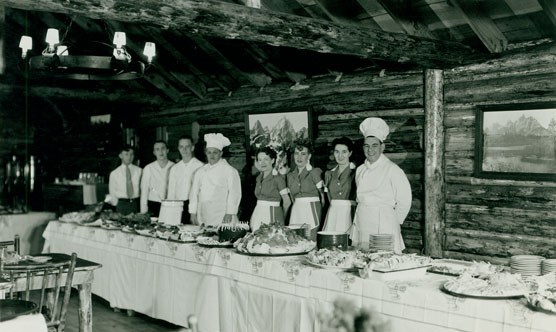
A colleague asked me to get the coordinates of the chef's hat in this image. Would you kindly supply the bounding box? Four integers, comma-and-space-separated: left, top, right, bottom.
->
359, 117, 389, 142
204, 133, 231, 151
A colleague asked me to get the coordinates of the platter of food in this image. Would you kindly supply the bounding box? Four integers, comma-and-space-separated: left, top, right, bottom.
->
235, 223, 316, 256
442, 272, 528, 299
235, 249, 312, 257
59, 211, 96, 223
305, 259, 357, 272
306, 248, 358, 271
197, 237, 235, 248
527, 294, 556, 314
100, 223, 123, 230
80, 218, 103, 227
428, 259, 502, 277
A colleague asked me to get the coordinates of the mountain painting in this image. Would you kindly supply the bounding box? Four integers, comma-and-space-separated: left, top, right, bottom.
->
247, 111, 310, 171
482, 108, 556, 175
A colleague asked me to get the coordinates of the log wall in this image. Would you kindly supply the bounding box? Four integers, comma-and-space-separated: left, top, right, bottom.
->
141, 70, 426, 252
443, 43, 556, 264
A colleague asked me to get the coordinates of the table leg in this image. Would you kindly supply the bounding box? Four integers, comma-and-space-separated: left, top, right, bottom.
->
77, 283, 92, 332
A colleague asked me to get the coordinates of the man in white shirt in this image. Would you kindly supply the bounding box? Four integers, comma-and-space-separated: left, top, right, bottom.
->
108, 145, 142, 215
140, 141, 175, 216
189, 133, 242, 226
167, 135, 204, 224
352, 117, 412, 253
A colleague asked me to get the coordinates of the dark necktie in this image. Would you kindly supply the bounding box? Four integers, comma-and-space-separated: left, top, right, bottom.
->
126, 165, 133, 198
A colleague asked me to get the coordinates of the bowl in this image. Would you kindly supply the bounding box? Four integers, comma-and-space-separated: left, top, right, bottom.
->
317, 231, 349, 250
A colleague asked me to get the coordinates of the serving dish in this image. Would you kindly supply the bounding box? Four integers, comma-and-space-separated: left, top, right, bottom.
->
441, 284, 525, 299
305, 258, 356, 272
235, 249, 312, 257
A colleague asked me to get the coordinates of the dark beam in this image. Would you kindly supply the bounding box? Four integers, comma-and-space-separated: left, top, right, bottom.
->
139, 26, 208, 99
1, 0, 486, 68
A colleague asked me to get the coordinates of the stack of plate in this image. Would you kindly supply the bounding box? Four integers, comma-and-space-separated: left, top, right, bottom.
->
369, 234, 393, 251
541, 259, 556, 275
510, 255, 544, 276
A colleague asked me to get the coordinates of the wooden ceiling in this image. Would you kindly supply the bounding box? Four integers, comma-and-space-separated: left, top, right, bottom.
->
1, 0, 554, 103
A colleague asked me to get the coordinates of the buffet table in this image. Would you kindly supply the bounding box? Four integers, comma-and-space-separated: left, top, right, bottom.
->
42, 220, 556, 332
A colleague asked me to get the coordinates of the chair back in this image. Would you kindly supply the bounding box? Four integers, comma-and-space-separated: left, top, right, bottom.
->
0, 234, 20, 254
6, 253, 78, 332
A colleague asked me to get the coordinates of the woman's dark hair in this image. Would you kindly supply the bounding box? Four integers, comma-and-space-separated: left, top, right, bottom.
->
256, 146, 277, 161
293, 138, 313, 154
331, 136, 354, 152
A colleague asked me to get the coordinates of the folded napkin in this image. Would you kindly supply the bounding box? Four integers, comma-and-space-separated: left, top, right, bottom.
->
0, 313, 47, 332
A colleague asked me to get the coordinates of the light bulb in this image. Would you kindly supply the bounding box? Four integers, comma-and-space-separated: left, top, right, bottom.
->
113, 31, 126, 48
143, 42, 156, 63
19, 35, 33, 58
45, 28, 60, 46
56, 45, 69, 56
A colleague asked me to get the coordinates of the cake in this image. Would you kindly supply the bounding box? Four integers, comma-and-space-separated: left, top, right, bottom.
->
217, 222, 250, 242
235, 223, 316, 254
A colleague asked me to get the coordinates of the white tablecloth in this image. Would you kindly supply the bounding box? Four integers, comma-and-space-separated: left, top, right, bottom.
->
42, 221, 556, 332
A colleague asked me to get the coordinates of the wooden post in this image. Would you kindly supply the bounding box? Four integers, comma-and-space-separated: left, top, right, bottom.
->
423, 69, 445, 257
0, 6, 5, 75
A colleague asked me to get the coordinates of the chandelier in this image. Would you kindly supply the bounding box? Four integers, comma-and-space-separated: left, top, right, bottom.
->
19, 28, 156, 80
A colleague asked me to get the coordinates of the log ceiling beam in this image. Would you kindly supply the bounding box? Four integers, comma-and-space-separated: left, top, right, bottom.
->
0, 82, 166, 106
1, 0, 486, 68
375, 0, 436, 39
538, 0, 556, 31
187, 34, 271, 87
452, 0, 508, 53
137, 26, 208, 99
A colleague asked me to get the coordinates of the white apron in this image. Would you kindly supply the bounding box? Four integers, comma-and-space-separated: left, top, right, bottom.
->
323, 199, 354, 233
289, 197, 321, 230
351, 201, 405, 253
250, 200, 283, 231
198, 202, 238, 226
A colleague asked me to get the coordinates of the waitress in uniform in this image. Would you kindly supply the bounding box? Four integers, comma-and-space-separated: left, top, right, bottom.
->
352, 117, 412, 253
322, 137, 357, 234
250, 146, 292, 231
286, 139, 325, 240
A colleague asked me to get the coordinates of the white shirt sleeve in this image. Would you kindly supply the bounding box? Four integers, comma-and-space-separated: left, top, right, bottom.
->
167, 167, 177, 200
108, 169, 118, 206
391, 166, 412, 224
226, 168, 242, 215
188, 168, 202, 214
140, 165, 150, 213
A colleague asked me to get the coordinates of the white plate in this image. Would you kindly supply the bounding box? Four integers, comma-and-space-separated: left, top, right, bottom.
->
27, 256, 52, 264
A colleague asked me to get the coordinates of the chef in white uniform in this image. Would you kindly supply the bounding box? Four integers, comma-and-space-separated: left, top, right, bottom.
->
352, 117, 412, 253
189, 133, 242, 226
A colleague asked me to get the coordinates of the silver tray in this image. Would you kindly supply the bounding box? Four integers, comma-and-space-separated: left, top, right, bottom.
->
235, 249, 312, 257
441, 284, 525, 300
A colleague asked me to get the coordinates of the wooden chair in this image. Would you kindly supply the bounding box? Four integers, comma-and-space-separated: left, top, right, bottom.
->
6, 253, 78, 332
0, 234, 20, 254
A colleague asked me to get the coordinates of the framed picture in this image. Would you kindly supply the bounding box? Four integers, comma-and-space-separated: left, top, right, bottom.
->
245, 110, 312, 171
474, 102, 556, 181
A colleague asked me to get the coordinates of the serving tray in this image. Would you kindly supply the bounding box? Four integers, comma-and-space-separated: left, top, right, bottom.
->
305, 259, 356, 272
235, 249, 312, 257
441, 284, 525, 300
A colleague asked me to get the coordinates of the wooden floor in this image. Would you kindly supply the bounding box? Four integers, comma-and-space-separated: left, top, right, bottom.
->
32, 290, 187, 332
